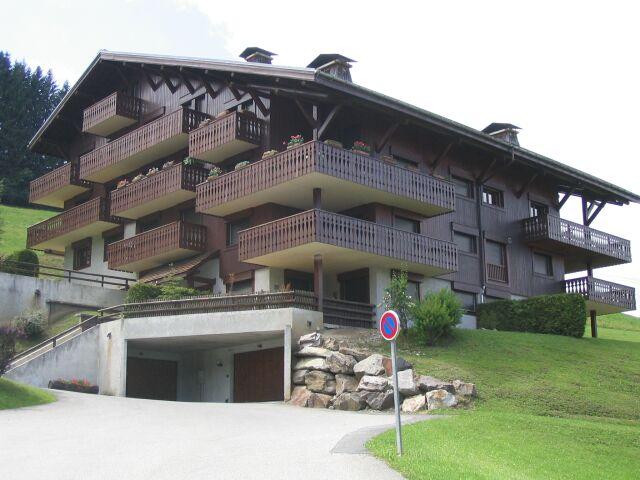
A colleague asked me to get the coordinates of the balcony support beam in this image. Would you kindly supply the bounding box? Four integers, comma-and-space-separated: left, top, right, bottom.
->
317, 104, 342, 140
429, 140, 454, 173
589, 309, 598, 338
313, 188, 322, 209
314, 254, 324, 313
516, 172, 539, 199
582, 197, 606, 226
557, 187, 575, 210
375, 121, 399, 154
295, 99, 319, 129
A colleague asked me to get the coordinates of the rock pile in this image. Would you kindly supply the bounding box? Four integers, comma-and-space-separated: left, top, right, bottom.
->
289, 332, 476, 412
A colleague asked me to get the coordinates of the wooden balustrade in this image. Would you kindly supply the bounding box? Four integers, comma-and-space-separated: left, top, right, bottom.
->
323, 298, 376, 328
196, 140, 455, 215
522, 214, 631, 266
107, 221, 207, 271
82, 91, 143, 135
110, 163, 208, 218
189, 111, 265, 162
486, 263, 508, 283
564, 276, 636, 311
28, 163, 89, 207
79, 108, 210, 182
26, 197, 113, 249
238, 209, 458, 273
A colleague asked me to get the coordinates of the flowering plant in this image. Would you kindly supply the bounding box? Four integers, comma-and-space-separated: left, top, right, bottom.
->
208, 166, 222, 178
116, 179, 129, 189
146, 167, 159, 176
285, 134, 304, 148
183, 156, 196, 166
162, 160, 175, 170
131, 174, 145, 183
262, 149, 278, 159
352, 140, 371, 154
234, 161, 250, 170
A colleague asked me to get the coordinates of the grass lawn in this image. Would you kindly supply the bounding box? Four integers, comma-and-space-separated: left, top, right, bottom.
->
0, 204, 64, 267
0, 378, 56, 410
367, 316, 640, 479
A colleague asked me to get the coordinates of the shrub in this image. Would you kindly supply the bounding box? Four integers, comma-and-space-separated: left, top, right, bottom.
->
1, 249, 39, 276
125, 283, 161, 303
411, 289, 462, 345
157, 277, 199, 300
14, 310, 45, 339
380, 269, 415, 331
477, 293, 586, 338
0, 325, 22, 376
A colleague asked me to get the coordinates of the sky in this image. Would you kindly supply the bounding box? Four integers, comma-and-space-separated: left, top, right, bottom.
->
3, 0, 639, 314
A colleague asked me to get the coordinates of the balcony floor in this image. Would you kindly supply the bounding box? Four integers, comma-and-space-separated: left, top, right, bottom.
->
32, 184, 89, 209
113, 189, 195, 220
193, 138, 259, 164
201, 172, 451, 218
585, 299, 628, 316
242, 241, 454, 277
30, 220, 119, 251
113, 249, 202, 273
527, 238, 630, 273
84, 115, 137, 137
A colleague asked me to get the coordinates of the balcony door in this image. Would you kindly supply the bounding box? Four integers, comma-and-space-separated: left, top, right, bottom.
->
485, 240, 509, 283
339, 269, 370, 304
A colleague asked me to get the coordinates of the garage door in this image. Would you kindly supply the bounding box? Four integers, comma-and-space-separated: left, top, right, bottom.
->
126, 357, 178, 401
233, 347, 284, 403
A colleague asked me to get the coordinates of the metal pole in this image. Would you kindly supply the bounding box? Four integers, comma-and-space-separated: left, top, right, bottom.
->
390, 340, 403, 455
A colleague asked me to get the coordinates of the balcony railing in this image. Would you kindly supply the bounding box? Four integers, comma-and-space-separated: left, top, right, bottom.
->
323, 298, 376, 328
522, 214, 631, 272
79, 108, 210, 183
28, 163, 89, 208
82, 92, 143, 136
107, 221, 207, 272
564, 276, 636, 312
196, 140, 456, 217
189, 111, 265, 163
26, 197, 114, 250
486, 263, 508, 283
110, 163, 208, 219
238, 209, 458, 274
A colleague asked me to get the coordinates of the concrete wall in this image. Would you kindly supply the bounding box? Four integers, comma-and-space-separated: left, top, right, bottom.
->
0, 272, 127, 325
5, 327, 99, 388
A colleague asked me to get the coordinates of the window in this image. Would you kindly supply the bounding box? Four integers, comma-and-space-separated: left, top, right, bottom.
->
486, 240, 508, 283
394, 216, 420, 234
227, 217, 251, 246
482, 186, 504, 207
530, 201, 549, 218
533, 252, 553, 276
454, 232, 477, 254
451, 176, 474, 198
454, 291, 476, 313
73, 239, 92, 270
406, 281, 421, 302
227, 278, 253, 294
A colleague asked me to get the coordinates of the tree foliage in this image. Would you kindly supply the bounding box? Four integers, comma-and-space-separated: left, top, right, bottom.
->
411, 289, 462, 345
381, 268, 415, 331
0, 51, 69, 204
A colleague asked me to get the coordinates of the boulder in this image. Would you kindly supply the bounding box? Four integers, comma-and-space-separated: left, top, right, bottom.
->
293, 357, 329, 372
417, 375, 455, 393
289, 386, 312, 407
397, 369, 420, 396
304, 371, 335, 394
333, 392, 366, 411
295, 346, 331, 358
323, 337, 340, 351
453, 380, 477, 397
335, 374, 359, 396
361, 390, 395, 410
292, 369, 307, 385
298, 332, 323, 347
357, 375, 390, 392
354, 354, 387, 378
307, 392, 333, 408
339, 347, 369, 362
426, 389, 458, 410
382, 356, 413, 376
325, 351, 357, 375
401, 394, 427, 413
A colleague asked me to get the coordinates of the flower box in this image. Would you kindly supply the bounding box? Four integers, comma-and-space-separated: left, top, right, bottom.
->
48, 379, 99, 394
352, 140, 371, 155
262, 149, 278, 159
207, 166, 222, 181
162, 160, 175, 170
234, 161, 250, 171
286, 134, 304, 149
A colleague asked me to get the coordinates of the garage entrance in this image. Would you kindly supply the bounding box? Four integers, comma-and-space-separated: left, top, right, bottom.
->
126, 357, 178, 401
233, 347, 284, 403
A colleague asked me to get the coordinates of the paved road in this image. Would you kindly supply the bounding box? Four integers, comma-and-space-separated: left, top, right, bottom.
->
0, 391, 423, 480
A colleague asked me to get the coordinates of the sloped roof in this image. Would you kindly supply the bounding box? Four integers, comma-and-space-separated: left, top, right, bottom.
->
138, 251, 217, 284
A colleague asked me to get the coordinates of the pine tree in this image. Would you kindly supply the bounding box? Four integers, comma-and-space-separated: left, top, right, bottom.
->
0, 51, 69, 205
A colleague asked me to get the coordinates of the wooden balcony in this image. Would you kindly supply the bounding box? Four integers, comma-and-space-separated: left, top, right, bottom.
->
564, 277, 636, 314
110, 163, 208, 219
522, 214, 632, 273
188, 111, 265, 163
79, 108, 210, 183
107, 221, 207, 272
26, 197, 118, 251
29, 163, 89, 208
486, 263, 508, 283
82, 92, 142, 136
196, 141, 455, 218
238, 209, 458, 276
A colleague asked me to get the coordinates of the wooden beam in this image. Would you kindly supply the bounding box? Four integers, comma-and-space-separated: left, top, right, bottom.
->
158, 67, 178, 93
198, 74, 220, 99
228, 82, 244, 101
557, 187, 575, 209
295, 99, 319, 128
375, 122, 399, 154
317, 104, 342, 139
586, 200, 606, 226
429, 140, 454, 172
476, 158, 497, 183
248, 89, 270, 117
516, 172, 539, 199
57, 115, 82, 134
179, 72, 195, 94
140, 67, 162, 91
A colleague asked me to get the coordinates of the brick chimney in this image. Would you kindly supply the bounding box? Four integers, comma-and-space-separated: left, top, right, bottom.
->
307, 54, 355, 82
239, 47, 276, 64
482, 123, 521, 146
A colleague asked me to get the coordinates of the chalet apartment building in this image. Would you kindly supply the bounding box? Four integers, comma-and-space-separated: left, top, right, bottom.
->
26, 48, 637, 333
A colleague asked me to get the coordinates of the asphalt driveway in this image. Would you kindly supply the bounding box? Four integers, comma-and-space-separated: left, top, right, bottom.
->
0, 391, 419, 480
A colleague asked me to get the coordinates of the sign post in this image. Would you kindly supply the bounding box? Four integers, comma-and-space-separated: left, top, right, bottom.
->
379, 310, 403, 456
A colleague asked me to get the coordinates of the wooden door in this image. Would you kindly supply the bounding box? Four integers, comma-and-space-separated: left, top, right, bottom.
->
126, 357, 178, 401
233, 347, 284, 403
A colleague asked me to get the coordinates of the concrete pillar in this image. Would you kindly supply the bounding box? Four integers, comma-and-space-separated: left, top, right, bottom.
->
314, 254, 323, 312
313, 188, 322, 209
590, 309, 598, 338
283, 325, 292, 401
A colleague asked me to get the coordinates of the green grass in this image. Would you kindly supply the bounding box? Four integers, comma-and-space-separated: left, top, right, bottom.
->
14, 311, 93, 353
367, 319, 640, 479
0, 378, 56, 410
596, 312, 640, 332
0, 204, 63, 267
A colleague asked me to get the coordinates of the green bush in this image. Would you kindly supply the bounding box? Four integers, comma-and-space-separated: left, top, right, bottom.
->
1, 249, 39, 276
477, 293, 586, 338
157, 277, 199, 300
14, 310, 45, 339
411, 289, 462, 345
381, 269, 415, 331
125, 283, 162, 303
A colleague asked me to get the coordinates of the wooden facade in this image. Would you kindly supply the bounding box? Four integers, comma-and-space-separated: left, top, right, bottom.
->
25, 50, 638, 326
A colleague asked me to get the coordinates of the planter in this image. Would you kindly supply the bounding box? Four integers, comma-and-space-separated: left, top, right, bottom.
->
234, 161, 250, 171
353, 149, 370, 156
162, 161, 175, 170
48, 380, 99, 394
324, 139, 343, 149
207, 175, 219, 182
262, 149, 278, 159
